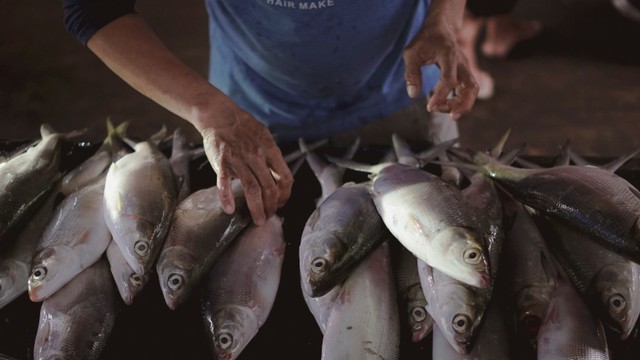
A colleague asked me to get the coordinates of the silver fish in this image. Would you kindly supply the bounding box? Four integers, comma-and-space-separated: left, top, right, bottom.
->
33, 257, 117, 360
103, 139, 179, 274
202, 216, 285, 360
299, 181, 391, 297
395, 246, 433, 343
105, 240, 149, 305
470, 151, 640, 264
169, 127, 204, 203
321, 241, 400, 360
0, 124, 82, 241
28, 175, 111, 302
537, 269, 611, 360
156, 180, 250, 309
0, 192, 56, 309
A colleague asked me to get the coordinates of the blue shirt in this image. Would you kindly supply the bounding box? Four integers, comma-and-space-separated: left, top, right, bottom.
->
62, 0, 440, 144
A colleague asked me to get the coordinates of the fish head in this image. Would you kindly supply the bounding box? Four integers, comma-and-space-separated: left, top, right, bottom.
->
406, 284, 433, 342
592, 262, 640, 339
0, 260, 28, 308
28, 245, 81, 302
156, 246, 196, 310
106, 242, 148, 305
299, 231, 345, 298
435, 283, 481, 354
429, 226, 490, 289
204, 305, 259, 360
515, 285, 554, 347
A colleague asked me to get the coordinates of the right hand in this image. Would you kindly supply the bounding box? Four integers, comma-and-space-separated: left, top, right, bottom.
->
198, 94, 293, 226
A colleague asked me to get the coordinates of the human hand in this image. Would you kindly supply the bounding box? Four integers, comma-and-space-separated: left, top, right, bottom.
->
199, 95, 293, 226
403, 18, 479, 120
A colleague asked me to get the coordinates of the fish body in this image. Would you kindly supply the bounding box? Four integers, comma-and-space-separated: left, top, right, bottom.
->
28, 176, 111, 302
321, 241, 400, 360
395, 246, 433, 342
103, 140, 179, 274
371, 162, 490, 289
33, 258, 117, 360
299, 181, 391, 297
156, 181, 250, 309
202, 216, 285, 360
106, 240, 149, 305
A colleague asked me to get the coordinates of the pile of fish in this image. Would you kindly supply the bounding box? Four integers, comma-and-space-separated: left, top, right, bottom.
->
1, 123, 640, 359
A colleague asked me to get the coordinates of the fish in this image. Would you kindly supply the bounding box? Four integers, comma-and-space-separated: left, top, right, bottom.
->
394, 246, 433, 343
105, 240, 149, 305
321, 241, 400, 360
168, 127, 205, 203
103, 135, 179, 274
0, 124, 83, 242
0, 192, 56, 309
467, 151, 640, 264
537, 268, 611, 360
502, 203, 558, 348
202, 216, 285, 360
156, 180, 250, 309
33, 257, 118, 360
330, 156, 491, 289
299, 181, 392, 298
538, 217, 640, 340
28, 175, 111, 302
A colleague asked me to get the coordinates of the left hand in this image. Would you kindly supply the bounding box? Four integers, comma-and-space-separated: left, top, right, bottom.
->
403, 18, 479, 120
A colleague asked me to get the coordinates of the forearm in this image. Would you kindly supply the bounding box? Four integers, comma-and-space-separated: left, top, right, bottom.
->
424, 0, 466, 30
86, 14, 222, 132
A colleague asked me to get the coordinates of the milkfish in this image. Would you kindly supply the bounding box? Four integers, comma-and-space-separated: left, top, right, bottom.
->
299, 181, 392, 298
537, 269, 611, 360
103, 135, 179, 274
168, 127, 204, 203
105, 240, 149, 305
28, 175, 111, 302
0, 192, 56, 309
469, 150, 640, 264
33, 257, 118, 360
395, 246, 433, 343
156, 180, 250, 309
321, 241, 400, 360
202, 216, 285, 360
0, 124, 82, 242
330, 157, 491, 289
502, 203, 557, 348
539, 217, 640, 340
418, 260, 487, 355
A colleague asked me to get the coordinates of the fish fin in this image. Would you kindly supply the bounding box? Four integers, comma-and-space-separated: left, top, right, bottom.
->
40, 123, 56, 138
326, 155, 386, 174
489, 128, 512, 159
283, 138, 328, 163
568, 149, 591, 167
343, 136, 361, 161
298, 138, 329, 179
392, 133, 419, 167
515, 156, 543, 169
553, 140, 571, 167
499, 144, 525, 165
438, 150, 463, 186
602, 148, 640, 173
414, 138, 459, 167
289, 156, 305, 177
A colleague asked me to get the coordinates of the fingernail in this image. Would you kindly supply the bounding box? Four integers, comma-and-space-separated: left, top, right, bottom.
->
406, 84, 419, 98
451, 112, 461, 120
223, 203, 233, 214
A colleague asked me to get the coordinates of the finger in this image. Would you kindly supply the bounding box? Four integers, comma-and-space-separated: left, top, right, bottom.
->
427, 53, 458, 113
247, 159, 279, 220
449, 65, 479, 119
265, 148, 294, 208
216, 168, 236, 215
234, 163, 266, 226
403, 47, 424, 98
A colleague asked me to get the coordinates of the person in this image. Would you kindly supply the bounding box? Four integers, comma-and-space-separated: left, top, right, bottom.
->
457, 0, 542, 99
61, 0, 479, 226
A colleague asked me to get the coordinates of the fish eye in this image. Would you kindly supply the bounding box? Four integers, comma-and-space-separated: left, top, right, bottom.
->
411, 307, 427, 322
130, 273, 143, 286
609, 294, 626, 313
522, 315, 542, 336
452, 314, 471, 333
216, 332, 234, 350
463, 247, 482, 265
134, 241, 150, 256
310, 257, 327, 273
31, 266, 47, 281
167, 274, 183, 290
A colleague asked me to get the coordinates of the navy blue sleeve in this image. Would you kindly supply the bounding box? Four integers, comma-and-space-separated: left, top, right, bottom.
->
62, 0, 136, 46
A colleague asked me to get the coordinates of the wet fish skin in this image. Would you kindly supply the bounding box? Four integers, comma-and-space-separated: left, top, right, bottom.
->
202, 216, 285, 360
395, 246, 433, 343
299, 182, 391, 298
473, 152, 640, 264
103, 140, 179, 274
321, 241, 400, 360
157, 181, 250, 309
0, 192, 56, 309
106, 240, 149, 305
33, 257, 118, 360
0, 124, 81, 241
28, 176, 111, 302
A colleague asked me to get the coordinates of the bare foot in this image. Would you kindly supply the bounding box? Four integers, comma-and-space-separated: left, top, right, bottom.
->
481, 14, 542, 59
458, 13, 495, 100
